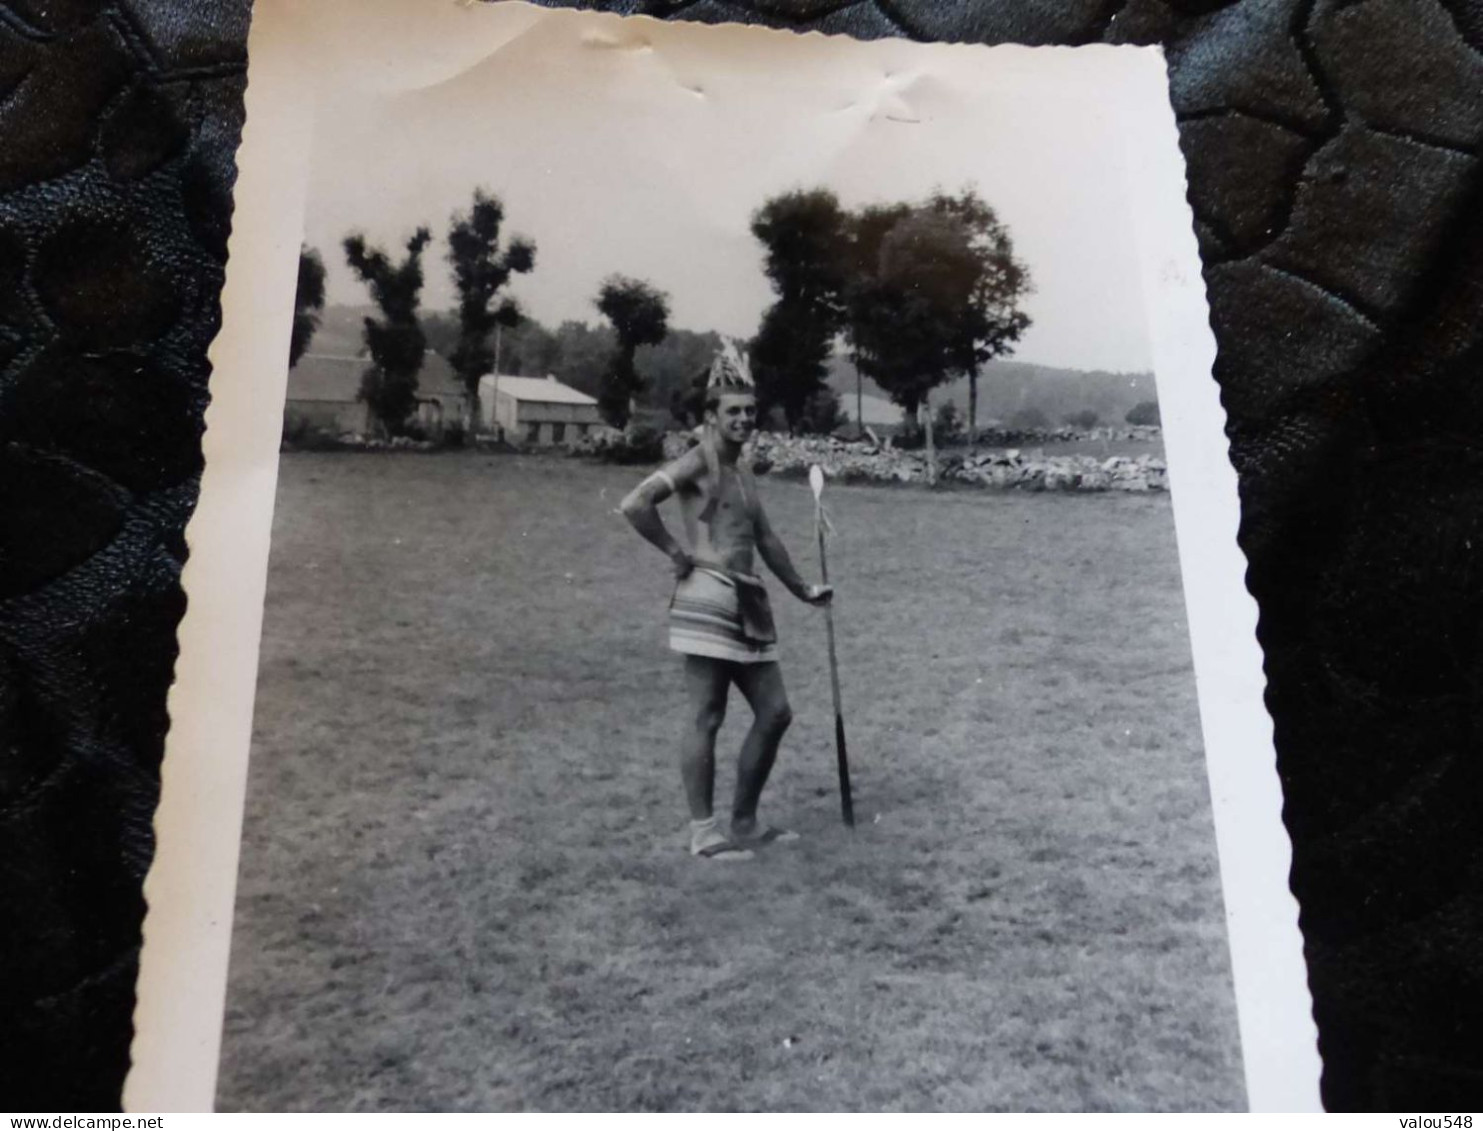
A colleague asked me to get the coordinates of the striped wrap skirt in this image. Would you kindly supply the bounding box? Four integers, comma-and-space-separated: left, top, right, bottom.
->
669, 567, 778, 664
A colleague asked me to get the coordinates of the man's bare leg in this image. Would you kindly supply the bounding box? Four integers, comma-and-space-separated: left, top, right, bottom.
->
679, 656, 755, 858
730, 661, 794, 839
680, 655, 730, 819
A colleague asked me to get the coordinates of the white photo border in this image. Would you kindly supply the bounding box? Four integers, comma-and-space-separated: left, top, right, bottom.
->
126, 0, 1319, 1111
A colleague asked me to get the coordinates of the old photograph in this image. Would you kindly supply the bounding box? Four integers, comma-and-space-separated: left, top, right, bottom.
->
137, 0, 1311, 1111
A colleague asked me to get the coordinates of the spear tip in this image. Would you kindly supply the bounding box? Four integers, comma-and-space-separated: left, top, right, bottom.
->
809, 464, 826, 500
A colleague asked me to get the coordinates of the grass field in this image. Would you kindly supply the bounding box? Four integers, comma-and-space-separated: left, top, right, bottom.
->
218, 452, 1243, 1112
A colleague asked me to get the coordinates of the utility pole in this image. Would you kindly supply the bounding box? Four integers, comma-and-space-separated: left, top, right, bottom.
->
852, 351, 863, 438
492, 323, 503, 440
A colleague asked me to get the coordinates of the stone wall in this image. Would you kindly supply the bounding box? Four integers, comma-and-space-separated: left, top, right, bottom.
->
660, 431, 1169, 493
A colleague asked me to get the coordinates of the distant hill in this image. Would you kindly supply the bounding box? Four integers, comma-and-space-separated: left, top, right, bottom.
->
310, 308, 1155, 429
310, 307, 714, 414
826, 356, 1156, 428
308, 304, 376, 358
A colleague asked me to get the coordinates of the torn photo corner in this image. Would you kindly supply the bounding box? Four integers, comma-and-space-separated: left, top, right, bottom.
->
128, 0, 1319, 1112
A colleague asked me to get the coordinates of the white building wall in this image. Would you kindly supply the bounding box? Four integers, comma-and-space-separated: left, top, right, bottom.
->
476, 377, 524, 433
477, 377, 603, 442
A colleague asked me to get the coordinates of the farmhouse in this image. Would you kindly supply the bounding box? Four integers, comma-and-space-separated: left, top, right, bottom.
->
284, 353, 370, 436
478, 373, 603, 445
408, 351, 467, 436
285, 350, 466, 437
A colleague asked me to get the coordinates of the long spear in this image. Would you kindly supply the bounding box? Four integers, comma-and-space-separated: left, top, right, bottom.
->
809, 465, 854, 828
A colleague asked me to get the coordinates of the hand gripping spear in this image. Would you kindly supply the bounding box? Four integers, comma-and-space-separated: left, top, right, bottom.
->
809, 465, 855, 828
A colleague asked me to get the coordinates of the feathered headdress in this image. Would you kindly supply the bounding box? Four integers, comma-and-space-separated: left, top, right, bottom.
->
707, 337, 754, 393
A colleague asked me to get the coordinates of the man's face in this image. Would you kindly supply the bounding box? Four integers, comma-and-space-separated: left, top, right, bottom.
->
710, 393, 757, 444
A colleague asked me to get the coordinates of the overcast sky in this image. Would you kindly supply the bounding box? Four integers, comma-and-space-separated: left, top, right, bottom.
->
302, 4, 1159, 373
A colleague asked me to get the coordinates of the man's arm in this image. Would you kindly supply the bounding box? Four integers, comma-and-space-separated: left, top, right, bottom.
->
755, 503, 832, 606
619, 447, 705, 577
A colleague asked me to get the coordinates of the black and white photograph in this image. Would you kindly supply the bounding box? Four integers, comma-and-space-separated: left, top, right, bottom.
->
128, 0, 1314, 1112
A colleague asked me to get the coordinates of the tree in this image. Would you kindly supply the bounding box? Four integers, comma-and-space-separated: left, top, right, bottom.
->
343, 227, 432, 436
547, 320, 616, 399
840, 202, 911, 429
1011, 406, 1051, 430
843, 192, 1032, 446
289, 245, 327, 368
446, 189, 536, 437
1126, 400, 1161, 426
594, 275, 669, 428
934, 400, 964, 445
637, 328, 722, 421
846, 207, 979, 418
749, 190, 850, 431
749, 304, 831, 433
924, 188, 1032, 442
799, 387, 845, 435
495, 318, 559, 378
1064, 409, 1100, 430
420, 310, 460, 358
669, 365, 711, 428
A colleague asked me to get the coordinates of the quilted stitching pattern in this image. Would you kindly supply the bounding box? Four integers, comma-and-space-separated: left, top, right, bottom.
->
0, 0, 246, 1109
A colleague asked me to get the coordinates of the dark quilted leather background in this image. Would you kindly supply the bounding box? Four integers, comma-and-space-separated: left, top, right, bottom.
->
0, 0, 249, 1109
1, 0, 1480, 1111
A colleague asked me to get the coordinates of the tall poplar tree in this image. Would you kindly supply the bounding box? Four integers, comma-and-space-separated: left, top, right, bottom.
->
595, 275, 669, 428
749, 189, 850, 431
344, 227, 432, 436
446, 189, 536, 437
289, 245, 326, 368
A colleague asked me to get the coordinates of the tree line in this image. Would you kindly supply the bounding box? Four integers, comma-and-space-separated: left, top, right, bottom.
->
747, 186, 1031, 438
292, 188, 670, 437
291, 183, 1034, 440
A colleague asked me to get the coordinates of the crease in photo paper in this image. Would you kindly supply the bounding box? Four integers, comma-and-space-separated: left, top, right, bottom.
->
128, 0, 1319, 1111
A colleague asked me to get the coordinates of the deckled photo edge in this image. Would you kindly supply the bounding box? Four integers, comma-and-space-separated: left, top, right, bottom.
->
127, 1, 1317, 1111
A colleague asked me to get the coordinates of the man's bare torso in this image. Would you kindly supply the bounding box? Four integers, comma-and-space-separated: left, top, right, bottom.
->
674, 455, 757, 576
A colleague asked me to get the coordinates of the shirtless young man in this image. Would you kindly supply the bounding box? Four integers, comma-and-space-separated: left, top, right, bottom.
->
620, 345, 832, 860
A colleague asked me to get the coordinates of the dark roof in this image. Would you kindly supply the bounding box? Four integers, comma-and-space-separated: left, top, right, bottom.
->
286, 354, 363, 403
287, 351, 464, 404
416, 351, 464, 399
